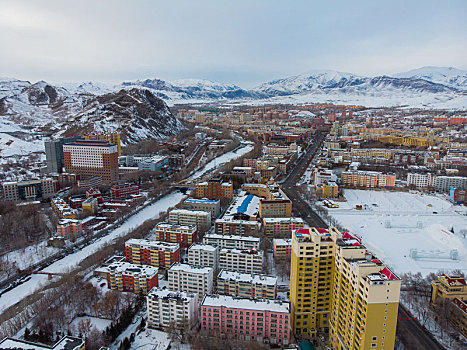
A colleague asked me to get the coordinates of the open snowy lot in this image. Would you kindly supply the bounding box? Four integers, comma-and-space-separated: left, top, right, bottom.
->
325, 189, 467, 276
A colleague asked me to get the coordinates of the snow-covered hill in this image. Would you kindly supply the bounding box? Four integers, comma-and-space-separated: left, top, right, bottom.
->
393, 66, 467, 90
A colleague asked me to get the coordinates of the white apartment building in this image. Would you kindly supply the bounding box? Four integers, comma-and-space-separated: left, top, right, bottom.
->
168, 263, 214, 297
168, 209, 211, 232
203, 233, 260, 250
407, 173, 437, 188
435, 176, 467, 192
219, 248, 263, 274
217, 269, 278, 299
188, 243, 219, 269
147, 288, 198, 328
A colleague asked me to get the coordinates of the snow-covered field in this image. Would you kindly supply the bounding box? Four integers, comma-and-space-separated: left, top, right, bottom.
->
2, 241, 60, 270
325, 190, 467, 276
0, 191, 186, 314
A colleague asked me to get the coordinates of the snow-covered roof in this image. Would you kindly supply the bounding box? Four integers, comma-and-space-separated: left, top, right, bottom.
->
273, 238, 292, 246
188, 243, 218, 252
168, 263, 213, 274
125, 238, 179, 251
169, 209, 210, 216
103, 261, 158, 278
204, 233, 260, 243
218, 270, 277, 286
184, 198, 220, 205
220, 248, 263, 256
147, 288, 197, 302
263, 217, 303, 223
201, 295, 289, 313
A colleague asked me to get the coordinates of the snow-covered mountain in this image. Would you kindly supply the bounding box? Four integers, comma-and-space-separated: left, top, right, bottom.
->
122, 78, 260, 100
393, 66, 467, 90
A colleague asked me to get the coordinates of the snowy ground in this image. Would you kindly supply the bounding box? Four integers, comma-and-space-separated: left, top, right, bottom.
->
1, 241, 60, 270
325, 190, 467, 276
0, 191, 186, 314
130, 328, 171, 350
69, 316, 112, 333
0, 132, 44, 160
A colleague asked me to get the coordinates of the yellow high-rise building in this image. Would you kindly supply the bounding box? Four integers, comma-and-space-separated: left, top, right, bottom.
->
84, 132, 121, 155
290, 227, 401, 349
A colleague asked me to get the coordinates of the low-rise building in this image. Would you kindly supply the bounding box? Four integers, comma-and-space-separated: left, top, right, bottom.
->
182, 198, 221, 219
2, 178, 57, 201
111, 183, 139, 199
56, 219, 83, 239
219, 248, 263, 274
104, 261, 158, 295
263, 217, 304, 236
153, 222, 197, 246
217, 269, 277, 299
168, 263, 214, 297
203, 233, 260, 250
200, 295, 291, 345
147, 288, 198, 329
195, 176, 233, 200
168, 209, 211, 233
0, 337, 84, 350
125, 238, 180, 269
341, 170, 396, 188
273, 238, 292, 258
431, 274, 467, 304
316, 181, 338, 199
188, 243, 219, 269
51, 198, 78, 219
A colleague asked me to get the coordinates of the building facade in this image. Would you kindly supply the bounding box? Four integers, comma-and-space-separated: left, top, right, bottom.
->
111, 183, 139, 199
200, 295, 291, 345
56, 219, 83, 239
263, 217, 304, 236
289, 227, 401, 350
219, 248, 263, 274
2, 178, 56, 201
203, 233, 260, 250
63, 140, 119, 184
195, 177, 233, 200
188, 243, 219, 269
168, 263, 214, 297
273, 238, 292, 258
84, 132, 121, 155
168, 209, 211, 233
431, 274, 467, 304
182, 198, 221, 219
125, 238, 180, 269
104, 261, 158, 295
217, 269, 277, 299
153, 222, 198, 246
147, 288, 199, 329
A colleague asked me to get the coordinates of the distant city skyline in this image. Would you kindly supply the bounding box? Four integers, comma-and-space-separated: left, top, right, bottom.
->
1, 0, 466, 87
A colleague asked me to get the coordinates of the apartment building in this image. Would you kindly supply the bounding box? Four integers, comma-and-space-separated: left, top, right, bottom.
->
125, 238, 180, 269
243, 183, 293, 218
147, 288, 199, 329
104, 261, 158, 295
407, 172, 437, 188
217, 269, 277, 299
214, 218, 261, 236
153, 222, 197, 246
183, 198, 221, 219
316, 181, 338, 199
263, 217, 304, 236
63, 140, 119, 184
195, 176, 233, 200
45, 136, 81, 173
431, 274, 467, 304
435, 176, 467, 192
168, 263, 214, 297
188, 243, 219, 269
290, 227, 401, 350
84, 132, 121, 155
341, 170, 396, 188
203, 233, 260, 250
273, 238, 292, 258
56, 219, 83, 239
452, 298, 467, 338
51, 198, 78, 219
168, 209, 211, 233
200, 295, 291, 345
2, 178, 56, 201
110, 183, 139, 199
219, 248, 263, 274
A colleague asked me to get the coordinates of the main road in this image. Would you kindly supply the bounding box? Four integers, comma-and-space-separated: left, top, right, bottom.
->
282, 130, 327, 227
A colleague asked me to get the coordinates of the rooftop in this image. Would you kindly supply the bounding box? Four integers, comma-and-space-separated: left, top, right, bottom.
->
201, 295, 289, 313
218, 269, 277, 286
169, 263, 213, 274
125, 238, 179, 251
188, 243, 218, 252
147, 288, 197, 302
184, 198, 220, 205
204, 233, 260, 243
104, 261, 158, 277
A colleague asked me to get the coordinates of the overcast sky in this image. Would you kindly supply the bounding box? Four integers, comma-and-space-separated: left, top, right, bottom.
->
1, 0, 466, 87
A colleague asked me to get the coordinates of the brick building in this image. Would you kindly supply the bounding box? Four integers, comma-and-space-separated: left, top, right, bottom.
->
217, 269, 277, 299
125, 238, 180, 269
104, 261, 158, 295
153, 222, 198, 246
